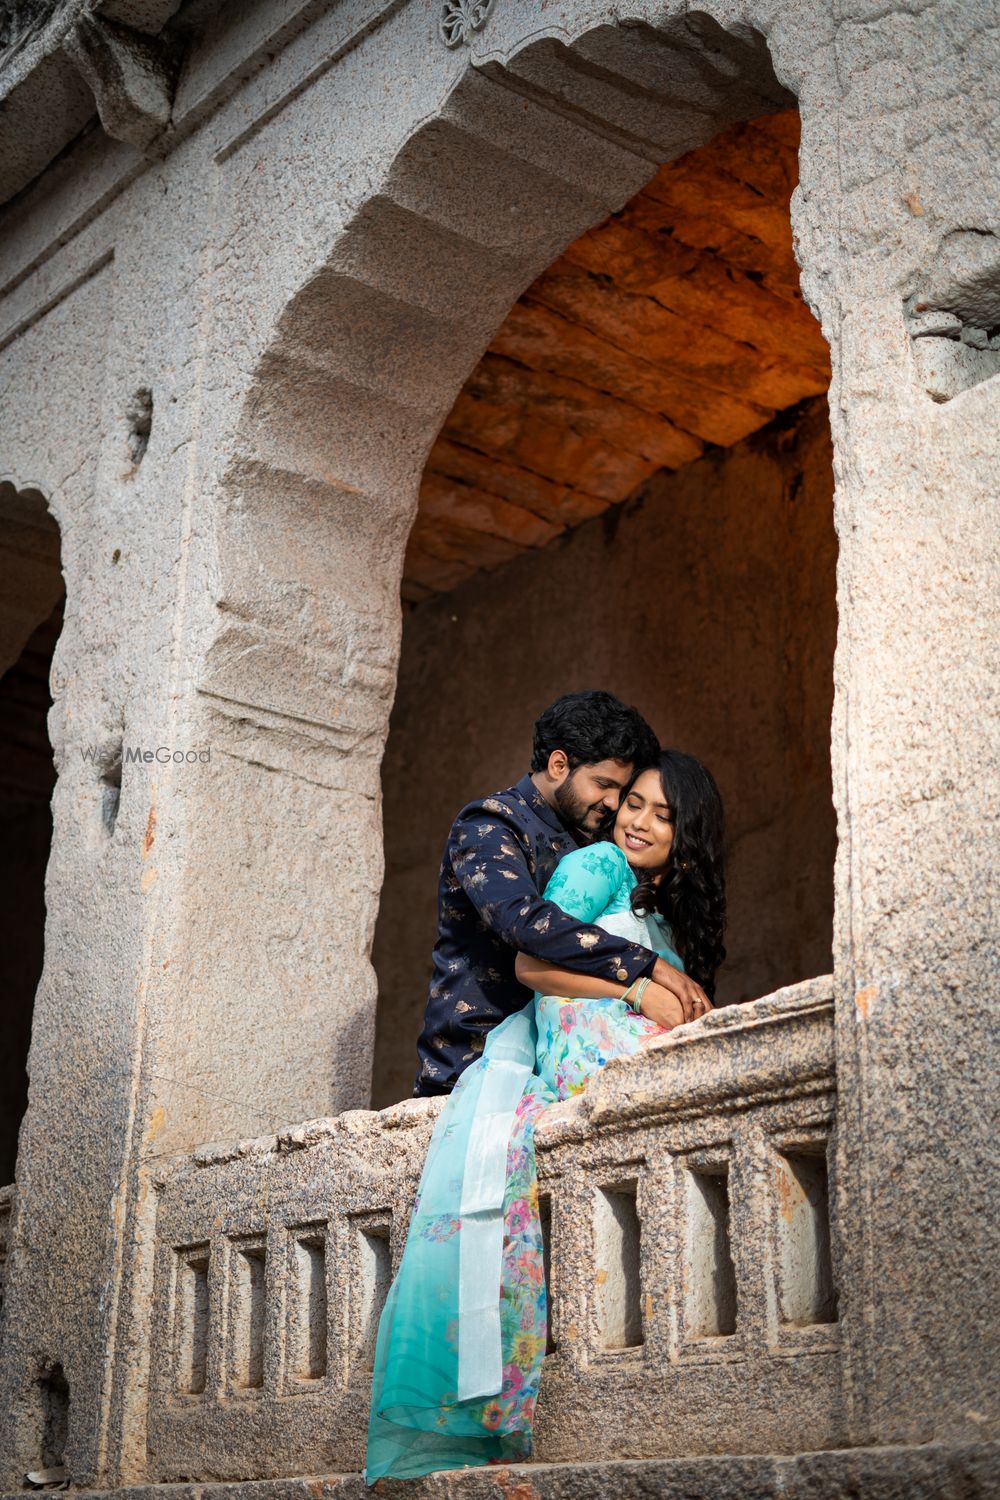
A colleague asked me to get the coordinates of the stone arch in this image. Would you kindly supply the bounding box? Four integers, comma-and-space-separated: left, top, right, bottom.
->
0, 479, 64, 1185
190, 8, 832, 1121
371, 102, 838, 1102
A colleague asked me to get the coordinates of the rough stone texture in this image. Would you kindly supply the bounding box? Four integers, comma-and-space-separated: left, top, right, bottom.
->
0, 0, 996, 1494
0, 1185, 12, 1309
4, 1443, 998, 1500
373, 398, 838, 1105
0, 0, 188, 204
61, 12, 179, 151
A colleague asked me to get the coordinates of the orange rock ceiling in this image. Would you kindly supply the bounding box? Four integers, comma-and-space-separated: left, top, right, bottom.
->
402, 110, 830, 601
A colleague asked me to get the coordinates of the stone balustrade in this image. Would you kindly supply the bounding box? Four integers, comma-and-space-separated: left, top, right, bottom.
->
147, 977, 840, 1483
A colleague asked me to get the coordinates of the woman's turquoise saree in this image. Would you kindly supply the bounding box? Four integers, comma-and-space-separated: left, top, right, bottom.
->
365, 843, 683, 1482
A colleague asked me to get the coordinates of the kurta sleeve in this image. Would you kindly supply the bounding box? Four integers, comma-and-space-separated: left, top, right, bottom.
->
451, 813, 655, 985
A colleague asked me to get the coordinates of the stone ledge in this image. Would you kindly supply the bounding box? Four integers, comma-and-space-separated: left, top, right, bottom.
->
6, 1442, 997, 1500
192, 1097, 445, 1168
185, 978, 832, 1170
542, 975, 834, 1140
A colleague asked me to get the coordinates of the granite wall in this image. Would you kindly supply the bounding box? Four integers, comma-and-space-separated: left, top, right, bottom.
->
0, 0, 996, 1490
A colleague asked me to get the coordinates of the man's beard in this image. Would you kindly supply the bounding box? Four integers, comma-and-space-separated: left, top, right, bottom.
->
553, 775, 609, 838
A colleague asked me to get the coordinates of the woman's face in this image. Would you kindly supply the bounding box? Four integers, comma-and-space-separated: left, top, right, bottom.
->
614, 767, 674, 873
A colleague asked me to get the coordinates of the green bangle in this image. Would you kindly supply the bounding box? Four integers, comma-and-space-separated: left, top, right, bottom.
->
630, 977, 650, 1014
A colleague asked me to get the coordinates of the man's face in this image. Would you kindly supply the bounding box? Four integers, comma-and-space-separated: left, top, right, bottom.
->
553, 757, 634, 836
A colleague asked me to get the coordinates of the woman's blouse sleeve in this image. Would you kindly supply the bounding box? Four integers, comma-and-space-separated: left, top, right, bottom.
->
542, 844, 630, 924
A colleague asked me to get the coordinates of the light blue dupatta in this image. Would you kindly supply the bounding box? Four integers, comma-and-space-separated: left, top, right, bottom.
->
364, 1003, 537, 1479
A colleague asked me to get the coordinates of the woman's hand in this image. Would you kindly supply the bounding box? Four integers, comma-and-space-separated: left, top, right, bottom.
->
636, 981, 686, 1030
514, 950, 713, 1025
650, 958, 713, 1023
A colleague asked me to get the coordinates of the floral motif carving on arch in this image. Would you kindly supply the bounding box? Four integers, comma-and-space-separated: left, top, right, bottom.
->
439, 0, 496, 49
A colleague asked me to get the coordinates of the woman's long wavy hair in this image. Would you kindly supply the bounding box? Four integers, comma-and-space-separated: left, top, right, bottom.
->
628, 749, 727, 999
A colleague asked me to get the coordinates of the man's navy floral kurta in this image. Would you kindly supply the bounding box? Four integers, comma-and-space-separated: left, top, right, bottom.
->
413, 774, 658, 1095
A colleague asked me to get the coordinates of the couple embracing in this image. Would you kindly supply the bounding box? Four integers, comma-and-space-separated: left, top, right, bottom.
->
366, 691, 727, 1482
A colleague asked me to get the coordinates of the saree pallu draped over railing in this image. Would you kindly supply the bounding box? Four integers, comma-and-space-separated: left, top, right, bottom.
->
365, 1003, 541, 1479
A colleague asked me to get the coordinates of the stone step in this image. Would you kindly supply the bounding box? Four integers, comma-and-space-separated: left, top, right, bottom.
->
6, 1442, 997, 1500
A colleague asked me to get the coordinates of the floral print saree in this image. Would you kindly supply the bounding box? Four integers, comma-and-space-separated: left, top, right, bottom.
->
365, 842, 682, 1482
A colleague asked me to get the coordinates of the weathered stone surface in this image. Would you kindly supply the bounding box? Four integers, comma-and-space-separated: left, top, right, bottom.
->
911, 336, 1000, 403
61, 13, 177, 151
4, 1441, 1000, 1500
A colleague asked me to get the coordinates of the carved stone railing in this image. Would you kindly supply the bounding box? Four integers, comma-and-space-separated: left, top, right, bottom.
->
147, 977, 840, 1482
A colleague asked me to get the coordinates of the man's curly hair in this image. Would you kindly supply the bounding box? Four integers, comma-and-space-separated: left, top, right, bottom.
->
530, 691, 659, 774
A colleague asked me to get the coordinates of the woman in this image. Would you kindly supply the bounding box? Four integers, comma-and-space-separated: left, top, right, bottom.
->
365, 750, 726, 1483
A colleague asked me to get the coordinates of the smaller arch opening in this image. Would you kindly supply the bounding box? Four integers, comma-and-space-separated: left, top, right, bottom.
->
0, 482, 63, 1185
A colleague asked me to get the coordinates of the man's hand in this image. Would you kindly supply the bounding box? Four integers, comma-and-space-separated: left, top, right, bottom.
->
650, 958, 713, 1024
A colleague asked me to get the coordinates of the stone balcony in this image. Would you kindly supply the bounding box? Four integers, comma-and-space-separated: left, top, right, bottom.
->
145, 976, 840, 1483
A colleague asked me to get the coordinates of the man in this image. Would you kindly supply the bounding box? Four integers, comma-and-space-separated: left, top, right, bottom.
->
413, 690, 708, 1097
